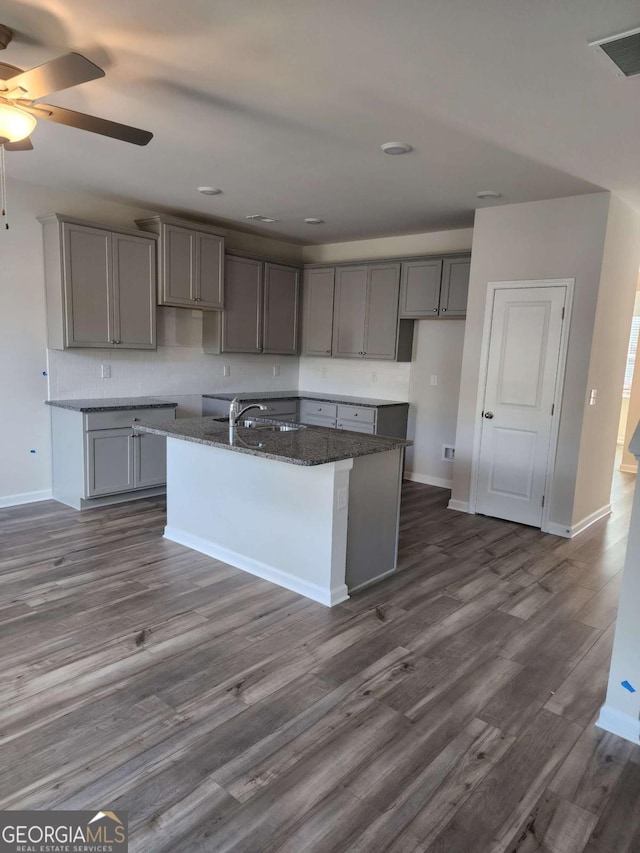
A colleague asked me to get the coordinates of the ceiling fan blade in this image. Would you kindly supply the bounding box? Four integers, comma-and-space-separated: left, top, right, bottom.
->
3, 137, 33, 151
27, 103, 152, 146
2, 52, 104, 100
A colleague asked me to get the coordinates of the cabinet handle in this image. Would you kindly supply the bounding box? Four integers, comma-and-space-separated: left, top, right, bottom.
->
441, 308, 447, 313
326, 349, 331, 354
432, 308, 438, 313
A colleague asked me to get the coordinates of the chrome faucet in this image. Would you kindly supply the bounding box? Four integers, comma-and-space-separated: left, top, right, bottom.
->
229, 397, 268, 427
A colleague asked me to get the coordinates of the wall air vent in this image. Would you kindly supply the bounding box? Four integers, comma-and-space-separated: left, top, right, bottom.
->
590, 27, 640, 77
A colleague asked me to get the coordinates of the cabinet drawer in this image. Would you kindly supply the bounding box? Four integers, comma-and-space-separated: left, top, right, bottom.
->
301, 414, 337, 428
336, 405, 375, 424
337, 420, 375, 434
84, 407, 176, 431
258, 400, 298, 416
299, 400, 338, 419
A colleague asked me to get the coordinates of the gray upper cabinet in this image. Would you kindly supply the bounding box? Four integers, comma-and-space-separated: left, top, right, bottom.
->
399, 259, 443, 318
203, 253, 300, 355
398, 254, 470, 319
263, 263, 299, 355
301, 267, 335, 356
440, 257, 471, 317
40, 214, 157, 351
363, 263, 401, 359
332, 266, 368, 358
332, 263, 406, 361
112, 233, 156, 348
222, 255, 262, 353
136, 215, 224, 310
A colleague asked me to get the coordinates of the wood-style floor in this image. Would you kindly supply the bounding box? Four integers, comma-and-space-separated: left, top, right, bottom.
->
1, 467, 639, 852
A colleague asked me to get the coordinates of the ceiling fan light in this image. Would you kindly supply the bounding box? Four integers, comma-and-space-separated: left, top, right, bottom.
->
0, 104, 36, 143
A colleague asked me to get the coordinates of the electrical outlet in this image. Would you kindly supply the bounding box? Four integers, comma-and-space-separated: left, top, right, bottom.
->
101, 364, 111, 379
589, 389, 597, 406
372, 372, 377, 383
321, 367, 327, 379
337, 487, 348, 510
223, 365, 231, 377
430, 375, 438, 386
273, 364, 280, 377
442, 445, 455, 461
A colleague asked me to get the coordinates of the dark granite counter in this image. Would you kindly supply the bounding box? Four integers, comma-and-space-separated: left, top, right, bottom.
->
46, 397, 178, 412
201, 391, 408, 408
136, 416, 411, 466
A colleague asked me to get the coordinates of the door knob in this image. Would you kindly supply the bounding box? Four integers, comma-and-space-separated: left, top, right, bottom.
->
484, 411, 494, 419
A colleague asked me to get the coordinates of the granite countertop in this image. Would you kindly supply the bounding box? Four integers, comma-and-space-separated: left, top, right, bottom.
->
136, 416, 411, 466
201, 390, 408, 408
45, 397, 179, 412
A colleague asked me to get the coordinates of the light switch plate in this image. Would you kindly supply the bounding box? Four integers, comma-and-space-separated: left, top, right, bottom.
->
223, 365, 231, 377
101, 364, 111, 379
337, 488, 348, 510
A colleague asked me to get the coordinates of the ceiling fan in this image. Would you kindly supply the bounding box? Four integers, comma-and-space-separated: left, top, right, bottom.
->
0, 25, 152, 150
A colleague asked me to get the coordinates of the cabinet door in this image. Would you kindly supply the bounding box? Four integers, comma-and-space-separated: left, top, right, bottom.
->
134, 432, 167, 488
85, 428, 134, 497
161, 223, 195, 307
301, 268, 335, 356
363, 263, 401, 360
195, 232, 224, 309
222, 256, 263, 353
62, 223, 113, 347
399, 259, 442, 318
112, 233, 156, 349
332, 266, 368, 358
263, 263, 299, 355
440, 258, 471, 317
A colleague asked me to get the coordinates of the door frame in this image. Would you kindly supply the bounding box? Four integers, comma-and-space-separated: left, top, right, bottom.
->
468, 278, 574, 532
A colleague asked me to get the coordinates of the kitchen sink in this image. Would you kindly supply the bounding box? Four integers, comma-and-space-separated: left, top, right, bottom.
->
212, 417, 305, 432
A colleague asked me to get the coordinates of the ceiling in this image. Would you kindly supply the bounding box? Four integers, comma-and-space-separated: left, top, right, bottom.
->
1, 0, 639, 244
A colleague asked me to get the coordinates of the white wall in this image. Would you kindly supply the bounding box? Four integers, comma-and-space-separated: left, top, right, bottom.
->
301, 227, 474, 487
0, 178, 302, 505
573, 196, 640, 524
450, 192, 640, 533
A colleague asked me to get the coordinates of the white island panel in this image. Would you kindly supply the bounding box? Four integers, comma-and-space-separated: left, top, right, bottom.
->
163, 437, 353, 606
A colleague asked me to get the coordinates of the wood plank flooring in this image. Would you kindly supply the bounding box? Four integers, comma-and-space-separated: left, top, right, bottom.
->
1, 466, 639, 852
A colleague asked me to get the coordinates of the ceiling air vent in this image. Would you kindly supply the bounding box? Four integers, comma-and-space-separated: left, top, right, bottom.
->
590, 27, 640, 77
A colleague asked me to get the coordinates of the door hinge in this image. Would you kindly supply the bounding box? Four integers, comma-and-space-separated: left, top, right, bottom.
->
551, 403, 555, 415
541, 495, 545, 508
561, 307, 565, 319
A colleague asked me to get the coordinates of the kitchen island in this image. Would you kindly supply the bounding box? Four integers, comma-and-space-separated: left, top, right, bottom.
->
136, 416, 411, 606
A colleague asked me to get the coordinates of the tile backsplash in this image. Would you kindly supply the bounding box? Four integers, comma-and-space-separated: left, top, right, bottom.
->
298, 357, 410, 401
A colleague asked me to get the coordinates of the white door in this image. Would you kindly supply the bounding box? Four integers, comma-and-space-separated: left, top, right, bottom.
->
476, 285, 566, 527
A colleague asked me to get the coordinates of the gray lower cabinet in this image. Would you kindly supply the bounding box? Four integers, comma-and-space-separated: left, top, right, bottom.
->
40, 214, 157, 350
136, 215, 224, 310
399, 253, 471, 319
298, 399, 408, 438
51, 406, 175, 510
203, 254, 300, 355
301, 267, 335, 356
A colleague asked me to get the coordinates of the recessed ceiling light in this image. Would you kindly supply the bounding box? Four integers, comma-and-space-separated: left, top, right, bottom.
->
476, 190, 502, 199
304, 217, 325, 225
245, 214, 279, 223
198, 186, 223, 196
381, 141, 413, 155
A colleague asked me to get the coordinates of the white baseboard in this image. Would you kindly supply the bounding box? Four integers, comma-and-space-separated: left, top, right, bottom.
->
547, 504, 611, 539
0, 489, 53, 509
596, 705, 640, 745
404, 471, 453, 489
620, 463, 638, 474
571, 504, 612, 537
164, 525, 349, 608
447, 499, 470, 513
